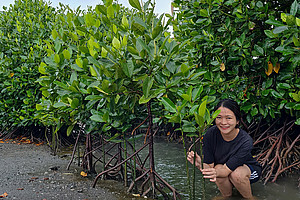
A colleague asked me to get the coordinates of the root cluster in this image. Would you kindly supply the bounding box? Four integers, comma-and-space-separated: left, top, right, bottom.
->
250, 120, 300, 184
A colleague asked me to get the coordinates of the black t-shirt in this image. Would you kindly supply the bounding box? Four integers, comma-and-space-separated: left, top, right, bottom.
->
203, 125, 260, 171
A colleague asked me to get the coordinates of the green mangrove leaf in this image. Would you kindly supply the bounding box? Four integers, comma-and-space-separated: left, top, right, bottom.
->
52, 29, 58, 40
36, 104, 43, 110
195, 113, 204, 127
198, 100, 207, 117
129, 0, 142, 11
90, 114, 105, 122
212, 109, 221, 119
137, 37, 150, 55
139, 95, 151, 104
39, 62, 47, 74
200, 9, 208, 17
127, 45, 139, 55
89, 66, 97, 77
54, 54, 60, 64
53, 102, 67, 108
122, 14, 129, 28
85, 95, 103, 101
94, 86, 109, 95
181, 94, 191, 102
290, 0, 298, 16
251, 107, 258, 116
107, 5, 114, 18
112, 37, 121, 49
264, 30, 278, 38
281, 13, 287, 22
273, 26, 288, 34
71, 64, 84, 72
254, 45, 264, 56
265, 19, 285, 27
67, 123, 76, 136
152, 25, 163, 39
192, 86, 203, 101
95, 5, 107, 15
101, 47, 108, 57
295, 118, 300, 125
169, 115, 181, 123
277, 83, 291, 89
161, 97, 177, 113
105, 0, 113, 6
71, 98, 79, 109
54, 81, 68, 90
122, 60, 134, 78
63, 49, 71, 60
143, 76, 153, 98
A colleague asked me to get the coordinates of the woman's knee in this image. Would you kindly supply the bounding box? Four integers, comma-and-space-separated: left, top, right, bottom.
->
229, 166, 250, 184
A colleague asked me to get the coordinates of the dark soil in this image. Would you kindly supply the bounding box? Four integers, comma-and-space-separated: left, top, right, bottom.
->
0, 143, 140, 200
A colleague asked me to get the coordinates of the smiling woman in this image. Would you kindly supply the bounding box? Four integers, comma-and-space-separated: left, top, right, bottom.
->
187, 99, 262, 199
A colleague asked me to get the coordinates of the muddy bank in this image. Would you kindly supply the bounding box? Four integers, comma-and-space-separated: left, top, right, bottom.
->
0, 143, 140, 200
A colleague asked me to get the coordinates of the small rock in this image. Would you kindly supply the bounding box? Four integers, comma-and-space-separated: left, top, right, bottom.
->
49, 166, 59, 171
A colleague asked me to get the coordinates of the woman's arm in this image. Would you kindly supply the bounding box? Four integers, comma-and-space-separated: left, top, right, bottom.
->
201, 164, 232, 182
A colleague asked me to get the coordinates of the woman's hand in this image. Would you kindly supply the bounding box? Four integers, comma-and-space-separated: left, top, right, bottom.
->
201, 168, 217, 182
187, 151, 202, 169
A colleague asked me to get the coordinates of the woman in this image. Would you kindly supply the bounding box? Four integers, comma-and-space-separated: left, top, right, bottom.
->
187, 99, 262, 199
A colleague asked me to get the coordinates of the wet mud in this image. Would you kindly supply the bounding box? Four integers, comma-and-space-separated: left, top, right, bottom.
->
0, 143, 141, 200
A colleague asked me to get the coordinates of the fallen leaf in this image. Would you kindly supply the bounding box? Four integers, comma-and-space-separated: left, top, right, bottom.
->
17, 188, 24, 190
80, 171, 88, 177
43, 177, 49, 180
35, 142, 44, 146
0, 192, 8, 198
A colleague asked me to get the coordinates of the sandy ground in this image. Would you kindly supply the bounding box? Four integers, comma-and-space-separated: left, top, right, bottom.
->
0, 143, 138, 200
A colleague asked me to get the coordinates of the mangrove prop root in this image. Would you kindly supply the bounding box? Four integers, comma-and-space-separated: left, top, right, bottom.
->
66, 130, 81, 170
141, 176, 151, 194
142, 187, 152, 198
153, 170, 182, 200
128, 169, 150, 192
92, 101, 182, 199
256, 120, 299, 184
92, 142, 150, 188
131, 115, 149, 136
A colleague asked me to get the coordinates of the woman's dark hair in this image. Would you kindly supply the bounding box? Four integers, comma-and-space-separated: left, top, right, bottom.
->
214, 99, 241, 122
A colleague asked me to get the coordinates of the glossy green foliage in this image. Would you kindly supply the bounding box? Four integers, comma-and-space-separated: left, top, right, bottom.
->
172, 0, 300, 124
34, 0, 186, 136
0, 0, 57, 128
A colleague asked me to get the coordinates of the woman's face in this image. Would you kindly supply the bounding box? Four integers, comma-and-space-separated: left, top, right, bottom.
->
215, 106, 239, 136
